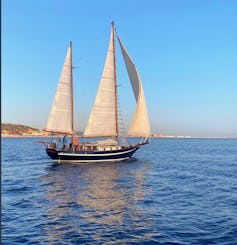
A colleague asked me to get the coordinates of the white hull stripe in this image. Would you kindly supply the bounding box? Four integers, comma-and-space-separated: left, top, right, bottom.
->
58, 147, 137, 157
57, 157, 130, 163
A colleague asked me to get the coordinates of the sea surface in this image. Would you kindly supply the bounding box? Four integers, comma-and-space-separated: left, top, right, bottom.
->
2, 137, 237, 244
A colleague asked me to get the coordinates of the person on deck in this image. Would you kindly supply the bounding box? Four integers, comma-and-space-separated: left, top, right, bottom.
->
62, 135, 67, 150
72, 136, 80, 151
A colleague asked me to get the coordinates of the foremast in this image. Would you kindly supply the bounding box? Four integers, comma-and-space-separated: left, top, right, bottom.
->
70, 41, 75, 136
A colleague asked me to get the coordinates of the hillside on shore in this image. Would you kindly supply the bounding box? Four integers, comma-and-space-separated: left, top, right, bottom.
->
1, 123, 42, 136
1, 123, 83, 136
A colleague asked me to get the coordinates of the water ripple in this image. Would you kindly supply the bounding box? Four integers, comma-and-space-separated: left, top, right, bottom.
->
2, 138, 237, 244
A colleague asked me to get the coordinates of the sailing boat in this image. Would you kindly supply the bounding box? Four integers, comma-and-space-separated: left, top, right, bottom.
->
43, 22, 150, 163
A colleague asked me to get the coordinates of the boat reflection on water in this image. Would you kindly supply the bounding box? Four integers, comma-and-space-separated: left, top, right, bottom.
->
77, 163, 127, 225
41, 160, 154, 243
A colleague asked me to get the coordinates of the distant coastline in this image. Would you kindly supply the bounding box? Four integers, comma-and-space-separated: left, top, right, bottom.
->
2, 135, 236, 139
1, 123, 236, 139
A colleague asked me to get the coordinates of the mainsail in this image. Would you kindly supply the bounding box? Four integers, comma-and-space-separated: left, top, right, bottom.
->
45, 42, 74, 134
117, 35, 150, 138
84, 25, 118, 137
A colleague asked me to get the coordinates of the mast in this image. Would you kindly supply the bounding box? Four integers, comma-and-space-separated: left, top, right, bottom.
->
84, 23, 119, 138
112, 21, 119, 140
70, 41, 74, 135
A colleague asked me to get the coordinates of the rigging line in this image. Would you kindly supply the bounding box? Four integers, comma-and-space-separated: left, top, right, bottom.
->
117, 97, 127, 137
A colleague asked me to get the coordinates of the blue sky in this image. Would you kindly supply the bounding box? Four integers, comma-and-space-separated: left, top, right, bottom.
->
2, 0, 237, 137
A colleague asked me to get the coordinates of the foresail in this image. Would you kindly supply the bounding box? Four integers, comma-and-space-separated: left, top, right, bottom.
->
117, 35, 150, 138
46, 43, 73, 134
84, 25, 117, 137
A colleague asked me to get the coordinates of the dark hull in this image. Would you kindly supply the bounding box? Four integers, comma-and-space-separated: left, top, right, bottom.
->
46, 145, 140, 163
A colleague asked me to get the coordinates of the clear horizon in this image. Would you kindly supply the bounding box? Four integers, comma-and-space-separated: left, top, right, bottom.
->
2, 0, 237, 137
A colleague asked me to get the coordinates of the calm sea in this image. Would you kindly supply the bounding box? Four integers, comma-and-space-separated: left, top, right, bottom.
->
2, 137, 237, 244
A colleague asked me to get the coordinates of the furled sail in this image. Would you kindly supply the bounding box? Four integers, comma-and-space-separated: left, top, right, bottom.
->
84, 25, 117, 137
117, 35, 150, 138
45, 43, 73, 134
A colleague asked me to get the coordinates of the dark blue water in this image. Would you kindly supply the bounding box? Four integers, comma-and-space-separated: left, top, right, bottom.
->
2, 138, 237, 244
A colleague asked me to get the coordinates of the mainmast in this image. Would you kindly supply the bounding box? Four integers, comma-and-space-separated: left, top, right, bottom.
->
84, 22, 120, 138
112, 21, 119, 140
70, 41, 74, 135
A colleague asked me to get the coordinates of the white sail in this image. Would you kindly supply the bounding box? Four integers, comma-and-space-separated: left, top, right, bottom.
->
84, 26, 117, 137
45, 43, 73, 134
117, 35, 150, 138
